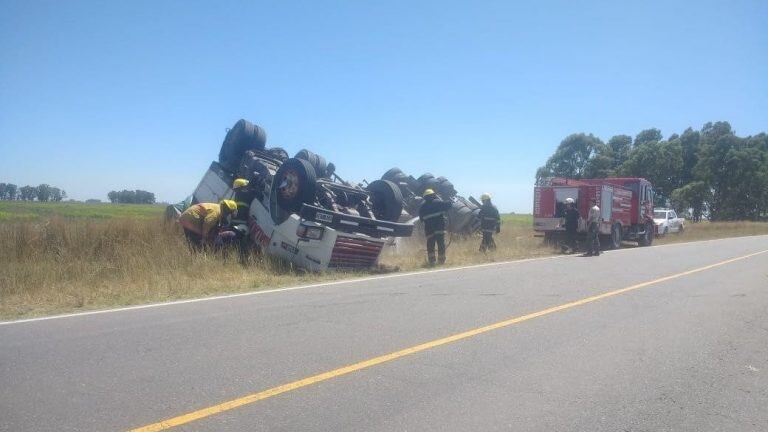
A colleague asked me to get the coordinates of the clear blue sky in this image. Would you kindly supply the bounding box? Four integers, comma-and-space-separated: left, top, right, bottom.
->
1, 0, 766, 212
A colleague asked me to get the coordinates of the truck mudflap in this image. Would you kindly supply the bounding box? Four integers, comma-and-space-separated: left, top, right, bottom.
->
300, 204, 414, 238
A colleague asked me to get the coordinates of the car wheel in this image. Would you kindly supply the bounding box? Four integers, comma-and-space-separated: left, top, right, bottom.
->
678, 224, 684, 234
367, 179, 405, 222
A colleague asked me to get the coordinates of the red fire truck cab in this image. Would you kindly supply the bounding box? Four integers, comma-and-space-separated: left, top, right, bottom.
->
533, 177, 656, 249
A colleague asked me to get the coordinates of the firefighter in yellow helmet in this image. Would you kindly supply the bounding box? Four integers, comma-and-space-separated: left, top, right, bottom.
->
418, 188, 452, 266
178, 199, 237, 250
478, 193, 500, 252
231, 178, 256, 225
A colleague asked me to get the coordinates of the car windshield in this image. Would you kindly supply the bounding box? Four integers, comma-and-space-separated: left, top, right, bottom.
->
654, 211, 667, 219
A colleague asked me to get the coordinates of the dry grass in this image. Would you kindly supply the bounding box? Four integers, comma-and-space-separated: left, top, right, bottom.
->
654, 220, 768, 245
379, 217, 552, 270
2, 211, 767, 321
0, 218, 344, 320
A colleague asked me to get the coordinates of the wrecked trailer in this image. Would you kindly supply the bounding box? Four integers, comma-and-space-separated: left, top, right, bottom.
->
179, 119, 414, 270
380, 168, 482, 235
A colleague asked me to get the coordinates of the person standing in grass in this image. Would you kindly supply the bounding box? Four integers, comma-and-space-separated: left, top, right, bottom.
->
178, 200, 238, 250
478, 193, 500, 252
419, 189, 451, 266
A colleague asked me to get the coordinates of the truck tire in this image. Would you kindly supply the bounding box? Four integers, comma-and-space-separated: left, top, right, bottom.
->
295, 149, 329, 178
608, 223, 622, 249
270, 158, 317, 223
434, 176, 457, 198
367, 179, 404, 222
218, 119, 267, 173
448, 196, 481, 234
382, 168, 405, 182
638, 222, 654, 246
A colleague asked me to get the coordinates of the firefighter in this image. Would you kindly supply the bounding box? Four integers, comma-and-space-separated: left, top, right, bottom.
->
478, 193, 500, 252
562, 197, 579, 254
585, 198, 601, 256
178, 200, 238, 250
419, 189, 452, 266
231, 178, 257, 225
230, 178, 258, 262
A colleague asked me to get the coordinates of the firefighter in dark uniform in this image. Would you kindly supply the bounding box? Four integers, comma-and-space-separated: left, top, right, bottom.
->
231, 178, 257, 225
419, 188, 452, 266
562, 197, 579, 254
478, 193, 501, 252
230, 178, 259, 262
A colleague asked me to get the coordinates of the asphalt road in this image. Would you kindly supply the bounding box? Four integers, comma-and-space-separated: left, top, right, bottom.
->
2, 235, 768, 432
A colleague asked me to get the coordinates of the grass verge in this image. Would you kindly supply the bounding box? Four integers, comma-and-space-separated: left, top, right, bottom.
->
1, 209, 766, 321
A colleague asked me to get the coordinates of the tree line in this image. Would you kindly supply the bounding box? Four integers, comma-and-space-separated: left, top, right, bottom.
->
0, 183, 67, 202
536, 121, 768, 221
107, 190, 156, 204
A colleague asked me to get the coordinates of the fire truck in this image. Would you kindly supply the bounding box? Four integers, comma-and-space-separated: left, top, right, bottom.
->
533, 177, 656, 249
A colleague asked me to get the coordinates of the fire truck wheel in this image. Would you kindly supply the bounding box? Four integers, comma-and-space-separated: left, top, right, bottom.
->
270, 158, 317, 223
367, 179, 405, 222
638, 222, 654, 246
605, 223, 622, 249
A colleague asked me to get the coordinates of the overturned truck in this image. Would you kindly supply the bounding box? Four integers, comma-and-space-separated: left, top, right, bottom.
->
380, 168, 482, 235
182, 119, 414, 270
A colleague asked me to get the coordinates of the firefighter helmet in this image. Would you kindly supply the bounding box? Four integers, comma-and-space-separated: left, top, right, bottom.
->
565, 197, 575, 204
220, 199, 237, 212
423, 189, 436, 198
233, 178, 249, 189
480, 193, 491, 201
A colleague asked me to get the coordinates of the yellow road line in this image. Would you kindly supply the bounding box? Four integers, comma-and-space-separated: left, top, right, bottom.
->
129, 249, 768, 432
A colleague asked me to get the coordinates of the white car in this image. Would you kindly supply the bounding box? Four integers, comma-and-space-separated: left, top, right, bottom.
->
654, 208, 685, 236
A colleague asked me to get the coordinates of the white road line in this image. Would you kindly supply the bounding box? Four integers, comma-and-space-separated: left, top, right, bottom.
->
2, 234, 765, 326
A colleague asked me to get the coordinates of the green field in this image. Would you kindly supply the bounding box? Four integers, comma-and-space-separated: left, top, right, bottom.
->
0, 201, 164, 220
501, 213, 532, 226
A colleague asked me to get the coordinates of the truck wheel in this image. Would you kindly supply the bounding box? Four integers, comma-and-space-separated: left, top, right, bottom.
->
218, 119, 267, 173
367, 179, 404, 222
270, 158, 317, 223
638, 222, 654, 246
609, 223, 622, 249
295, 149, 328, 178
382, 168, 406, 182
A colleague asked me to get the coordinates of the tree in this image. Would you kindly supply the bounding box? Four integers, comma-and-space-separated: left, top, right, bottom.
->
619, 140, 683, 200
50, 187, 66, 202
606, 134, 633, 170
19, 185, 37, 201
6, 183, 17, 200
634, 128, 663, 147
535, 133, 603, 184
678, 127, 701, 185
36, 184, 52, 202
0, 183, 6, 200
583, 144, 614, 178
107, 189, 156, 204
671, 181, 711, 222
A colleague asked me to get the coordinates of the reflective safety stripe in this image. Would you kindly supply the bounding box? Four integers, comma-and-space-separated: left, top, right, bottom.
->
422, 212, 445, 220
